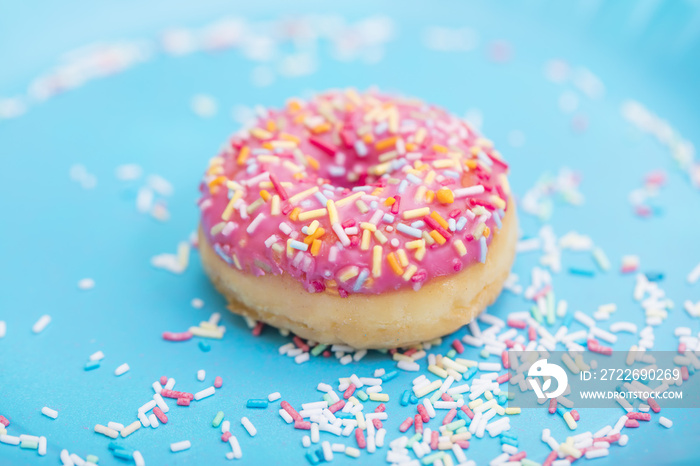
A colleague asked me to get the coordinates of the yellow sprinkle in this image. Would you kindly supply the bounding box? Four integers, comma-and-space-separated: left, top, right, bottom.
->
402, 207, 430, 220
372, 246, 383, 277
310, 239, 322, 256
355, 200, 369, 213
430, 230, 446, 245
454, 240, 467, 257
430, 211, 449, 229
427, 364, 448, 378
402, 264, 418, 281
484, 390, 493, 401
360, 222, 376, 232
413, 380, 442, 398
397, 249, 409, 267
424, 170, 436, 185
297, 208, 327, 222
236, 146, 250, 166
505, 407, 521, 415
415, 128, 426, 144
246, 197, 265, 215
360, 229, 371, 251
210, 222, 226, 236
432, 144, 448, 153
378, 150, 398, 163
306, 155, 320, 170
441, 357, 468, 373
433, 159, 456, 169
422, 230, 435, 246
335, 192, 364, 207
257, 155, 280, 164
387, 253, 404, 275
288, 186, 319, 204
232, 254, 242, 270
355, 412, 366, 430
307, 220, 320, 235
326, 199, 339, 225
369, 393, 389, 402
563, 412, 577, 430
405, 239, 425, 250
454, 358, 478, 368
414, 185, 427, 203
251, 128, 272, 140
348, 396, 360, 407
221, 190, 243, 221
338, 266, 360, 282
373, 230, 388, 244
468, 399, 483, 410
270, 195, 281, 216
491, 195, 506, 210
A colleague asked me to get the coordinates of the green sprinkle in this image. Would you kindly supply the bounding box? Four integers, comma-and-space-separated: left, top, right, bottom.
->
546, 291, 555, 325
355, 390, 368, 402
446, 349, 457, 359
592, 247, 610, 271
521, 459, 542, 466
530, 305, 543, 323
421, 451, 447, 465
406, 433, 422, 447
212, 411, 224, 428
86, 455, 99, 464
429, 390, 442, 404
445, 419, 466, 431
311, 344, 327, 357
479, 348, 489, 359
322, 393, 333, 404
455, 426, 468, 434
20, 440, 38, 450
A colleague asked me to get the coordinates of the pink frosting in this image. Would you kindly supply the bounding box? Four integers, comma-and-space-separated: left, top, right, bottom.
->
198, 90, 511, 296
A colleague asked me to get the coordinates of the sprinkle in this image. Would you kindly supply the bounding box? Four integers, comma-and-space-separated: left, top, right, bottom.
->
114, 363, 130, 376
215, 376, 223, 388
688, 261, 700, 284
403, 207, 431, 220
268, 392, 281, 402
121, 421, 141, 438
479, 237, 487, 263
194, 386, 215, 400
41, 407, 58, 419
94, 424, 119, 439
396, 223, 423, 238
454, 185, 485, 198
32, 315, 51, 334
212, 411, 225, 427
241, 417, 257, 436
78, 278, 95, 290
659, 416, 673, 428
89, 351, 105, 361
247, 399, 269, 409
170, 440, 191, 452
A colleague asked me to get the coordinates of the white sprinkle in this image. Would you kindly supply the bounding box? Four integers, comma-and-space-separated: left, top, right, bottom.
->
133, 451, 145, 466
191, 298, 204, 309
78, 278, 95, 290
114, 363, 130, 376
164, 378, 176, 390
659, 416, 673, 428
107, 422, 124, 431
0, 435, 20, 445
295, 352, 310, 364
241, 417, 257, 436
41, 407, 58, 419
688, 262, 700, 284
191, 94, 217, 118
138, 400, 156, 413
197, 370, 206, 381
170, 440, 191, 452
89, 351, 105, 361
115, 164, 143, 181
268, 392, 281, 402
0, 321, 6, 338
38, 436, 47, 455
32, 315, 51, 334
229, 435, 242, 458
194, 386, 215, 400
148, 413, 158, 428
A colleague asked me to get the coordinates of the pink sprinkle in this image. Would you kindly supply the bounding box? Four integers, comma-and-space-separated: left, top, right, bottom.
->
414, 414, 423, 434
452, 339, 465, 354
441, 393, 453, 402
341, 219, 356, 228
543, 451, 558, 466
160, 376, 168, 385
293, 336, 310, 352
624, 419, 640, 428
252, 322, 264, 336
531, 285, 552, 301
510, 452, 527, 461
399, 417, 414, 433
507, 318, 527, 329
390, 195, 401, 215
626, 412, 650, 421
329, 401, 345, 413
374, 404, 386, 413
177, 398, 190, 406
221, 432, 232, 442
0, 415, 9, 427
161, 389, 194, 400
343, 384, 356, 399
460, 405, 475, 420
281, 401, 303, 422
571, 409, 580, 421
548, 399, 557, 414
496, 373, 511, 384
442, 408, 457, 426
455, 440, 470, 449
162, 331, 193, 342
417, 404, 430, 423
448, 209, 461, 218
308, 137, 338, 156
355, 428, 367, 449
647, 397, 661, 413
214, 376, 223, 388
269, 173, 289, 200
430, 430, 439, 450
153, 407, 168, 424
681, 366, 689, 381
501, 351, 509, 369
678, 343, 687, 354
372, 419, 382, 430
528, 327, 537, 341
294, 420, 311, 430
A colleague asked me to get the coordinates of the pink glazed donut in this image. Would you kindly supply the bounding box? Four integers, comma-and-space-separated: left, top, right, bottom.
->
198, 89, 517, 348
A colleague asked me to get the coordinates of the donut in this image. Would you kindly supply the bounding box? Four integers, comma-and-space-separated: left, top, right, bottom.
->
198, 89, 517, 349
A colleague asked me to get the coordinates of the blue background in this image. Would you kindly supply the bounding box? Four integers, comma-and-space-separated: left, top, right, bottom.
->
1, 1, 700, 465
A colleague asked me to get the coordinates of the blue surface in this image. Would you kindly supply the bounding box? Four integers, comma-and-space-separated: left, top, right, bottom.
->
2, 1, 700, 465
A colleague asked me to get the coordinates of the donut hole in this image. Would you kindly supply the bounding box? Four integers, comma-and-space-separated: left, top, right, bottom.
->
315, 148, 384, 190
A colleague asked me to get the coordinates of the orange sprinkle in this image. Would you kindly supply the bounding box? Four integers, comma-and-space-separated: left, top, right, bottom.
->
430, 230, 447, 245
259, 190, 271, 202
310, 239, 322, 256
289, 207, 301, 222
280, 132, 300, 143
405, 142, 417, 151
432, 144, 448, 153
384, 197, 396, 206
370, 188, 384, 197
375, 136, 397, 152
306, 155, 320, 170
430, 211, 449, 229
303, 227, 325, 245
465, 160, 478, 170
262, 142, 273, 150
293, 172, 304, 181
236, 146, 250, 166
293, 113, 306, 124
287, 99, 302, 113
266, 119, 276, 132
436, 187, 455, 204
484, 227, 491, 238
362, 133, 374, 144
425, 190, 435, 203
387, 253, 404, 276
311, 122, 331, 134
208, 176, 227, 190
